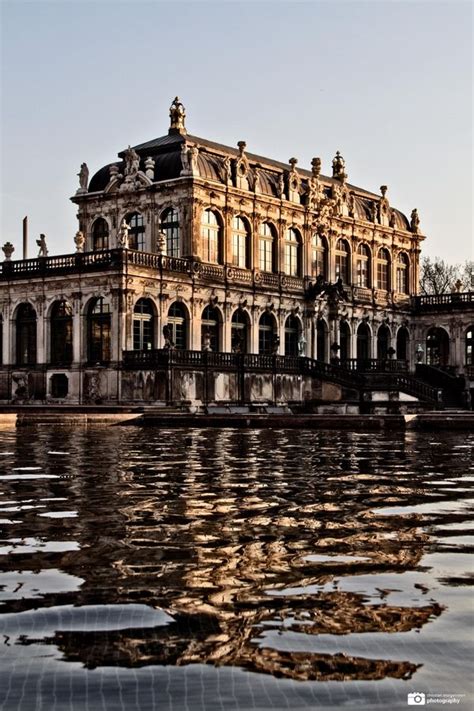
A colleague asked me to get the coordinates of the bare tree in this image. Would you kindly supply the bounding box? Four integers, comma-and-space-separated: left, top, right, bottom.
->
419, 257, 473, 294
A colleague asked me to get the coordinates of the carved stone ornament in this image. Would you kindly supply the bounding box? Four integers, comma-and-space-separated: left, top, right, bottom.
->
169, 97, 186, 134
332, 151, 347, 181
74, 230, 85, 253
144, 157, 155, 180
2, 242, 14, 261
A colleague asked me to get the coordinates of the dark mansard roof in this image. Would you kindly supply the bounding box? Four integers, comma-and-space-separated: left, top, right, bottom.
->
87, 131, 410, 230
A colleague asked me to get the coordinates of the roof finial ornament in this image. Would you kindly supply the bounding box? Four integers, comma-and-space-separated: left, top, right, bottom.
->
332, 150, 347, 181
169, 97, 186, 135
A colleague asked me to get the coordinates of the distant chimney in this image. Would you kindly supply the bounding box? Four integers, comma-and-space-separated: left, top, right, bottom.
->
23, 216, 28, 259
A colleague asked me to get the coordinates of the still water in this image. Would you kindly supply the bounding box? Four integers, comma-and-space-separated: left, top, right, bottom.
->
0, 425, 472, 711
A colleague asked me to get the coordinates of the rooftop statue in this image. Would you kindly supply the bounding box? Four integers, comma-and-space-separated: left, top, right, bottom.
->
169, 96, 186, 133
124, 146, 140, 177
332, 151, 347, 181
311, 157, 321, 178
77, 163, 89, 193
411, 208, 420, 234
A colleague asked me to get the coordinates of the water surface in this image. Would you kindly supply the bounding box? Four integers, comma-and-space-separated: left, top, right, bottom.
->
0, 426, 472, 710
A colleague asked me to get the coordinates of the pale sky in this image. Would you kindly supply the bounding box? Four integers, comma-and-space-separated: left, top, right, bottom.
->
1, 0, 472, 264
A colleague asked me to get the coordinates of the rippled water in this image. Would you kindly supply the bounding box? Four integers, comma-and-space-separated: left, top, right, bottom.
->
0, 425, 472, 710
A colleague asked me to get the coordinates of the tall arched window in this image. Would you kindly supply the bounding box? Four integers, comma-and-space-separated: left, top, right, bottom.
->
377, 248, 391, 291
357, 322, 371, 362
232, 216, 250, 268
316, 320, 327, 362
50, 300, 73, 365
133, 299, 155, 351
284, 315, 300, 356
201, 209, 222, 264
161, 208, 180, 257
92, 218, 109, 251
231, 309, 249, 353
356, 243, 371, 288
340, 321, 351, 362
125, 212, 145, 251
259, 312, 277, 354
335, 239, 350, 283
87, 298, 111, 364
201, 306, 221, 352
397, 326, 409, 361
396, 252, 409, 294
312, 234, 328, 279
168, 302, 188, 350
259, 222, 276, 273
284, 228, 301, 277
465, 326, 474, 365
16, 304, 37, 366
377, 324, 391, 360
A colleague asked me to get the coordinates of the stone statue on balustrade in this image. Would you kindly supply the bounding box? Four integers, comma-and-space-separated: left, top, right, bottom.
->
118, 219, 130, 248
37, 234, 48, 257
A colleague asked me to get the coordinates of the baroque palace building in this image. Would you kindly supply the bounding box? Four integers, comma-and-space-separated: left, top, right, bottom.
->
0, 98, 472, 409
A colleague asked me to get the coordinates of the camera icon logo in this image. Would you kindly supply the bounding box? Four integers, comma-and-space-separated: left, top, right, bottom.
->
407, 692, 426, 705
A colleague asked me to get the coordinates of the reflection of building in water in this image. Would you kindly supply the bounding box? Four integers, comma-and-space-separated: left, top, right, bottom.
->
0, 429, 448, 682
0, 98, 472, 409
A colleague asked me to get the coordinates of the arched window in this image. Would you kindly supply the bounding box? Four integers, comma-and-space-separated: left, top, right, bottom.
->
396, 252, 409, 294
50, 300, 73, 365
316, 320, 327, 362
232, 216, 250, 269
161, 208, 180, 257
125, 212, 145, 251
357, 322, 371, 362
426, 327, 450, 366
335, 239, 350, 283
340, 321, 351, 362
87, 298, 111, 364
284, 315, 300, 356
133, 299, 155, 351
167, 302, 188, 350
284, 228, 301, 277
377, 324, 391, 360
201, 209, 222, 264
201, 305, 221, 352
397, 326, 409, 361
312, 234, 328, 279
92, 218, 109, 251
259, 222, 276, 273
465, 326, 474, 365
377, 248, 391, 291
356, 243, 371, 288
16, 304, 37, 366
259, 312, 277, 354
231, 309, 249, 353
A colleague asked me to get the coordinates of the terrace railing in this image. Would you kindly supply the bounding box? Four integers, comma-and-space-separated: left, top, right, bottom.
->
340, 358, 408, 373
413, 292, 474, 312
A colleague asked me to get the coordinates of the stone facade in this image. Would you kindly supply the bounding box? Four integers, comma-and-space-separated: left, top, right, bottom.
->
0, 99, 472, 408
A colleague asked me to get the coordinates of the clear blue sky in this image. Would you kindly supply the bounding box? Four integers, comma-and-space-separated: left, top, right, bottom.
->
1, 0, 472, 263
